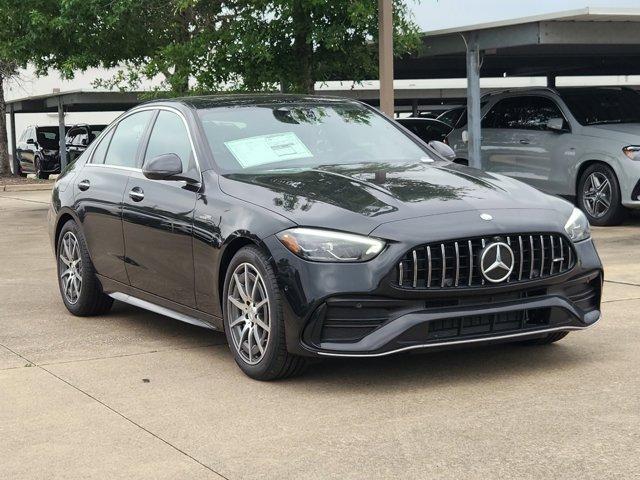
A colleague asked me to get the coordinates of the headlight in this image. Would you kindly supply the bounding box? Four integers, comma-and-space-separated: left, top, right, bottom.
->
622, 145, 640, 160
564, 207, 591, 242
276, 228, 385, 262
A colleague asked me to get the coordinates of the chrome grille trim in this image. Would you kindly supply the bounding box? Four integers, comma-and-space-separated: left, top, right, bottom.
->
396, 233, 576, 290
454, 241, 460, 287
467, 240, 473, 287
426, 246, 432, 288
440, 244, 446, 288
540, 235, 545, 277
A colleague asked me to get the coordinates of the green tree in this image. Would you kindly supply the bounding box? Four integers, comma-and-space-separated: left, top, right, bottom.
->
225, 0, 421, 93
42, 0, 238, 95
42, 0, 420, 95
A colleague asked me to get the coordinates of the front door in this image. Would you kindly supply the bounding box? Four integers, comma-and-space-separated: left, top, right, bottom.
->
122, 109, 200, 308
481, 96, 567, 193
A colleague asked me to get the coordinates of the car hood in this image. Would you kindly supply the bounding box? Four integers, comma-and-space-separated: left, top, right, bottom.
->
584, 123, 640, 143
218, 162, 572, 236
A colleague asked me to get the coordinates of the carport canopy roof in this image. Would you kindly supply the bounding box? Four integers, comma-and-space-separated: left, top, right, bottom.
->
396, 7, 640, 79
6, 90, 143, 113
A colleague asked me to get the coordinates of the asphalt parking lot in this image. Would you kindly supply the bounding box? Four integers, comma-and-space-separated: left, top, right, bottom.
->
1, 189, 639, 480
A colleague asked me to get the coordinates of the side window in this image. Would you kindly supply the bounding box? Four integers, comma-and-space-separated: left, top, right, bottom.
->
519, 97, 564, 131
104, 110, 153, 168
144, 110, 195, 174
91, 129, 115, 164
483, 98, 523, 129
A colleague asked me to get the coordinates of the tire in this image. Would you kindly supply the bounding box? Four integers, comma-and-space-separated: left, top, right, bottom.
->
35, 157, 49, 180
521, 331, 569, 346
56, 219, 113, 316
577, 163, 626, 226
222, 246, 308, 380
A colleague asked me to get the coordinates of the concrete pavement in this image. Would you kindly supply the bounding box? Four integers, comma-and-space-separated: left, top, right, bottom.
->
1, 190, 639, 479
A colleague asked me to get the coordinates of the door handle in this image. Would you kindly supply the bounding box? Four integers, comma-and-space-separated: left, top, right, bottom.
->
129, 187, 144, 202
519, 139, 530, 145
77, 179, 90, 191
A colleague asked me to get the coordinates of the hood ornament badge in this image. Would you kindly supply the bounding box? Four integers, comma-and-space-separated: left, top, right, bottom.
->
480, 213, 493, 221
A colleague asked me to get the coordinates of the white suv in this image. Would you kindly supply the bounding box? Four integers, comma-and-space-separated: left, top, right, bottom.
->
447, 87, 640, 225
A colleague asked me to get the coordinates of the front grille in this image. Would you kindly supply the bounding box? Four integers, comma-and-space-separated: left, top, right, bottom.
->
397, 233, 575, 289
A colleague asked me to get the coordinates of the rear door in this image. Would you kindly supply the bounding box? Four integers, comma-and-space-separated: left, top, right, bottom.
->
122, 109, 200, 307
73, 110, 154, 284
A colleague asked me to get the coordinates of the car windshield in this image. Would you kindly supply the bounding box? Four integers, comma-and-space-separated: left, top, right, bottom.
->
560, 89, 640, 125
36, 127, 60, 148
197, 102, 433, 173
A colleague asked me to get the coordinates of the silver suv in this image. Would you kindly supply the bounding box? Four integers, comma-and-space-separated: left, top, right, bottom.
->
448, 87, 640, 225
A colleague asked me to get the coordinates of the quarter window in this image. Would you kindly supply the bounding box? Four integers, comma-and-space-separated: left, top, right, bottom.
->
103, 111, 153, 168
91, 129, 115, 164
144, 110, 195, 174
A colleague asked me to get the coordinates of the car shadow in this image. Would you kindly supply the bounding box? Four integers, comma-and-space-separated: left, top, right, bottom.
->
286, 340, 598, 391
107, 302, 598, 390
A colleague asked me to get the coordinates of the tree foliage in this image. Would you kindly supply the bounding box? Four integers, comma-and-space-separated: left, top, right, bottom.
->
225, 0, 421, 93
43, 0, 421, 94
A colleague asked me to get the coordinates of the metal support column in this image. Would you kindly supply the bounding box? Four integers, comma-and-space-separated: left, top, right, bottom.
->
465, 32, 482, 169
9, 104, 17, 175
411, 99, 418, 117
378, 0, 394, 117
57, 96, 67, 171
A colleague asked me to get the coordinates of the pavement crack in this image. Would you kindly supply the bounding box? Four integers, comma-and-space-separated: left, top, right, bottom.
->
603, 297, 640, 304
604, 279, 640, 288
0, 342, 230, 480
38, 342, 227, 367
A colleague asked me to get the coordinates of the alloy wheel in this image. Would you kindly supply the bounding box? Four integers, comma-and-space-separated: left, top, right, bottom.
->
226, 262, 271, 365
582, 172, 611, 219
59, 232, 83, 304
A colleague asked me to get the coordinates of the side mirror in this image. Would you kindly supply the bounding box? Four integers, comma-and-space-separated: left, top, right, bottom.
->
546, 117, 567, 133
461, 130, 469, 143
428, 140, 456, 161
26, 139, 36, 145
143, 153, 183, 181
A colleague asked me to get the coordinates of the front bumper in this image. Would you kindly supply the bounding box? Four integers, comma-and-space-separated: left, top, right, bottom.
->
265, 235, 603, 358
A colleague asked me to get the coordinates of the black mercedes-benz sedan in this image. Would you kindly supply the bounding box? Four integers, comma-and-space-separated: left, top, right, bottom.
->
48, 95, 602, 380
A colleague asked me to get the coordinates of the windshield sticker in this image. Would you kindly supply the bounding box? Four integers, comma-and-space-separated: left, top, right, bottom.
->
224, 132, 313, 168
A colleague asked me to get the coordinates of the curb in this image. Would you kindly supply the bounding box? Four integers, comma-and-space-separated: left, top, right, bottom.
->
1, 183, 54, 192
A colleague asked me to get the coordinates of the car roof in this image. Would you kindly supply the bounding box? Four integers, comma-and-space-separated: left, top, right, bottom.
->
140, 93, 362, 110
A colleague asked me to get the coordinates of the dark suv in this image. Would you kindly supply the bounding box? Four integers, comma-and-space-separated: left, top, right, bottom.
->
65, 124, 107, 163
15, 126, 67, 179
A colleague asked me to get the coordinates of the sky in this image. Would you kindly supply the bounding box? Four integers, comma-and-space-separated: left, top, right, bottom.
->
410, 0, 640, 32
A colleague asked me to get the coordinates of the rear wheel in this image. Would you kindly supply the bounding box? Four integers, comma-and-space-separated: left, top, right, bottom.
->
521, 331, 569, 346
223, 246, 307, 380
577, 163, 626, 226
57, 220, 113, 316
35, 156, 49, 180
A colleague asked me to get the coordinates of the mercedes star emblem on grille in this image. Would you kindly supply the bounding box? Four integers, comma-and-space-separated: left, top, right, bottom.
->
480, 242, 515, 283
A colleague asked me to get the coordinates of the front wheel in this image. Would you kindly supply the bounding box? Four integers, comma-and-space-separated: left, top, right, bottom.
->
577, 163, 626, 226
223, 246, 307, 380
57, 220, 113, 316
